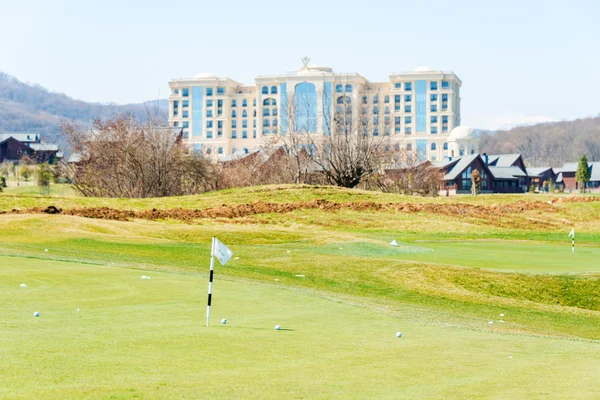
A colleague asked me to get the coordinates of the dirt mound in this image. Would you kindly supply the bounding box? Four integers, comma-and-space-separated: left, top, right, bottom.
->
5, 198, 561, 223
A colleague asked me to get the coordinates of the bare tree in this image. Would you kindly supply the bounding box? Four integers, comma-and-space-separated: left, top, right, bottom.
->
276, 77, 391, 188
61, 113, 210, 198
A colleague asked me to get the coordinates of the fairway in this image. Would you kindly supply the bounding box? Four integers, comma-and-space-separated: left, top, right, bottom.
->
2, 256, 600, 399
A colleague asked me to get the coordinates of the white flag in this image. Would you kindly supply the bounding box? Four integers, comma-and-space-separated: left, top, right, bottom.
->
214, 238, 233, 266
568, 229, 575, 238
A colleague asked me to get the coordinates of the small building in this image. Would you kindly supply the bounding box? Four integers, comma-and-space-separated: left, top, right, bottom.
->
526, 167, 557, 191
0, 133, 61, 164
557, 161, 600, 192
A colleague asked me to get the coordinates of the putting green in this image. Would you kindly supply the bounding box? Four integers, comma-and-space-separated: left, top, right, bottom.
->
1, 257, 600, 399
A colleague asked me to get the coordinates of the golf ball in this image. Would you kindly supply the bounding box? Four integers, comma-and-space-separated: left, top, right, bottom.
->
34, 312, 40, 317
221, 319, 227, 324
275, 325, 281, 330
396, 332, 402, 338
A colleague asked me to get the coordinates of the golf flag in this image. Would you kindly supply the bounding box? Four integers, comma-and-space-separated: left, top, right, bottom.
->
206, 237, 233, 327
214, 238, 233, 266
569, 229, 575, 253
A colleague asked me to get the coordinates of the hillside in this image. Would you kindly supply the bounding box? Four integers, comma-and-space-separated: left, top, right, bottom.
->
0, 72, 168, 148
480, 116, 600, 167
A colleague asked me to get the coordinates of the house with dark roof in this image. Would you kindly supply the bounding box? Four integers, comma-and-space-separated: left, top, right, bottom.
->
434, 153, 529, 194
526, 167, 557, 191
556, 161, 600, 192
0, 133, 61, 164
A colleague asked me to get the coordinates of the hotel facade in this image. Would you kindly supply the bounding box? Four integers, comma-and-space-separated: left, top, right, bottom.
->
168, 63, 474, 161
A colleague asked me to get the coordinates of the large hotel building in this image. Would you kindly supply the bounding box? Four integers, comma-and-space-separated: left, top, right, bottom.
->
168, 63, 476, 161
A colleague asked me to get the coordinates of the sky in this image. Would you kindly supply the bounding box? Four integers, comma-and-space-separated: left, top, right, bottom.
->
1, 0, 599, 130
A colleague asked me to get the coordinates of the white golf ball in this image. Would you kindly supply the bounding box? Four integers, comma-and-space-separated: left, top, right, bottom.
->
221, 319, 227, 324
34, 312, 40, 317
275, 325, 281, 330
396, 332, 402, 338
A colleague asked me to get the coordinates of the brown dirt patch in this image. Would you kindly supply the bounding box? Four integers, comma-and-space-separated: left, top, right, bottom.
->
1, 198, 563, 223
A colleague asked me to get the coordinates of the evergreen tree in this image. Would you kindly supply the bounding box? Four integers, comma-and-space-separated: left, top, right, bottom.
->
576, 154, 591, 193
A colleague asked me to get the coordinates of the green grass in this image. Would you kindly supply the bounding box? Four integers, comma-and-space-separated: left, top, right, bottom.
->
2, 257, 600, 399
2, 185, 600, 397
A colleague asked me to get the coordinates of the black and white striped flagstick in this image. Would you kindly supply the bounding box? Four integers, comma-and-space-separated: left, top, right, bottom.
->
569, 229, 575, 253
206, 236, 216, 327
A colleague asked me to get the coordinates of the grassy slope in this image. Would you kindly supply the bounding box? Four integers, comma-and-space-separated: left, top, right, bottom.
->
2, 185, 600, 397
2, 257, 600, 399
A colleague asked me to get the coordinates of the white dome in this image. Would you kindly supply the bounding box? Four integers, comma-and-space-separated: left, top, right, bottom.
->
414, 66, 436, 72
194, 72, 215, 79
448, 126, 476, 140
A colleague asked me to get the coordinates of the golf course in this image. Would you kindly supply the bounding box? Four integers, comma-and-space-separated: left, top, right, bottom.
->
2, 185, 600, 398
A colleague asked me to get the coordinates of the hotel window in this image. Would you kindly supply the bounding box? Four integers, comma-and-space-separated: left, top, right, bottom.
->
431, 116, 438, 123
182, 121, 188, 128
272, 108, 278, 116
217, 87, 225, 95
232, 130, 237, 139
253, 120, 256, 128
182, 88, 189, 97
182, 131, 188, 139
183, 110, 188, 118
395, 116, 401, 125
406, 127, 412, 134
462, 166, 472, 189
442, 116, 448, 124
404, 105, 411, 113
206, 100, 213, 107
218, 147, 223, 155
362, 96, 368, 104
431, 143, 437, 150
263, 108, 270, 116
174, 88, 179, 95
242, 98, 247, 107
243, 148, 249, 154
395, 105, 400, 111
217, 99, 223, 107
431, 105, 437, 112
231, 110, 237, 118
345, 84, 352, 93
207, 131, 213, 138
253, 130, 257, 138
173, 100, 179, 108
405, 82, 412, 91
373, 116, 379, 125
253, 110, 257, 117
394, 95, 401, 103
431, 126, 438, 134
242, 130, 248, 138
272, 119, 278, 127
206, 121, 213, 128
384, 106, 390, 114
182, 100, 189, 108
442, 125, 448, 133
173, 121, 179, 127
373, 95, 379, 104
430, 81, 438, 91
405, 116, 412, 124
374, 128, 379, 136
231, 120, 237, 128
206, 110, 213, 117
173, 109, 178, 117
407, 143, 412, 151
263, 119, 270, 127
231, 99, 237, 107
431, 94, 438, 102
373, 107, 379, 115
263, 128, 270, 135
264, 98, 271, 106
384, 95, 390, 103
394, 83, 401, 89
206, 88, 213, 96
271, 86, 277, 94
442, 94, 448, 102
442, 81, 449, 89
242, 119, 247, 128
405, 95, 412, 102
253, 99, 256, 106
242, 110, 247, 118
336, 84, 343, 93
218, 130, 223, 137
262, 86, 268, 94
218, 121, 223, 129
384, 116, 390, 125
443, 143, 448, 150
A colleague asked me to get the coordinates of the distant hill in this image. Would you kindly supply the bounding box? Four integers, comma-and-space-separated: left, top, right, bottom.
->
0, 72, 168, 150
479, 116, 600, 167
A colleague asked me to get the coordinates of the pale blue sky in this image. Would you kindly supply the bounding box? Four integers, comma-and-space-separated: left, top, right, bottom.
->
1, 0, 599, 129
